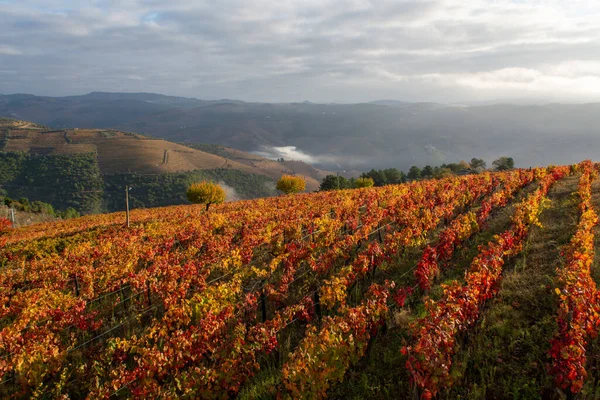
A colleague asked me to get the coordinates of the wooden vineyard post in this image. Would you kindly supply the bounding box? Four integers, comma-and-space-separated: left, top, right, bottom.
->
125, 185, 130, 228
314, 290, 322, 327
260, 288, 267, 323
9, 207, 16, 227
147, 280, 152, 306
73, 275, 80, 297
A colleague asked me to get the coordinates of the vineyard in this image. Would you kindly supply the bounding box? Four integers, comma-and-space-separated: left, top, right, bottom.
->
1, 162, 600, 399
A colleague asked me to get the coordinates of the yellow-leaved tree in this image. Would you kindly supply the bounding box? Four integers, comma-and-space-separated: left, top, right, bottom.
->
276, 175, 306, 194
186, 181, 226, 211
355, 177, 374, 188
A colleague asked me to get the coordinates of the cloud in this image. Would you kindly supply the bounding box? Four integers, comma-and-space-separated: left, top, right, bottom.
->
1, 0, 600, 102
370, 62, 600, 99
0, 45, 22, 55
454, 65, 600, 96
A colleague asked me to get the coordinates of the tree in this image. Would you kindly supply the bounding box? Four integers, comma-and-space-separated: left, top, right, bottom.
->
433, 167, 453, 179
458, 160, 470, 170
355, 177, 374, 188
422, 165, 434, 178
62, 207, 80, 219
320, 175, 349, 191
361, 169, 388, 186
277, 175, 306, 194
407, 166, 421, 181
360, 168, 409, 186
492, 157, 515, 171
186, 181, 226, 210
442, 163, 463, 173
399, 171, 407, 183
383, 168, 404, 184
470, 158, 486, 169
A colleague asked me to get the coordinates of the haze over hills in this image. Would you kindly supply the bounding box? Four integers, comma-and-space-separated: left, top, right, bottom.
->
1, 92, 600, 172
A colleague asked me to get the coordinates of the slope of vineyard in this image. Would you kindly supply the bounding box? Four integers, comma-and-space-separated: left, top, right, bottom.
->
1, 162, 600, 399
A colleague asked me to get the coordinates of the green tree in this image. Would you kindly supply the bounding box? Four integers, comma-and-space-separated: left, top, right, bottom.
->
61, 207, 80, 219
320, 175, 349, 191
383, 168, 404, 184
442, 163, 463, 173
433, 167, 453, 179
399, 171, 407, 183
470, 158, 486, 169
31, 201, 55, 215
407, 166, 421, 181
421, 165, 434, 178
361, 169, 388, 186
492, 157, 515, 171
276, 175, 306, 194
320, 175, 337, 191
186, 181, 226, 210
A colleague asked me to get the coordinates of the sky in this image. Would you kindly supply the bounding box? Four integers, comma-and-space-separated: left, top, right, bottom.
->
1, 0, 600, 103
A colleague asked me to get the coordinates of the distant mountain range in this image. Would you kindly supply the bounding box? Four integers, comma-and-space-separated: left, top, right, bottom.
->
1, 92, 599, 171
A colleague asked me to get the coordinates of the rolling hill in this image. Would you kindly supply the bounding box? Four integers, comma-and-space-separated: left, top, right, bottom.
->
2, 92, 600, 171
0, 118, 328, 213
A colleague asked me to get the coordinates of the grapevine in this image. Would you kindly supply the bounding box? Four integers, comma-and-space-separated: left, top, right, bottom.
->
0, 163, 595, 399
550, 160, 600, 394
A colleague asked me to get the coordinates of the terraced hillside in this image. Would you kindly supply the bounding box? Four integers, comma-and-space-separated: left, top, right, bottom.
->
0, 120, 326, 187
1, 162, 599, 399
0, 119, 328, 212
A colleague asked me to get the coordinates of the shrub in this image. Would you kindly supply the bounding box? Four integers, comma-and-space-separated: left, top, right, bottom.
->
61, 207, 80, 219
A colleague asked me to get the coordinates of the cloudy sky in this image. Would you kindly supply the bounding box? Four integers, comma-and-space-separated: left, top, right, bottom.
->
1, 0, 600, 103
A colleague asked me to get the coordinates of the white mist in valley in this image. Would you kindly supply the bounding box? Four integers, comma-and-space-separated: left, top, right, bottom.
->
218, 181, 241, 202
253, 145, 367, 168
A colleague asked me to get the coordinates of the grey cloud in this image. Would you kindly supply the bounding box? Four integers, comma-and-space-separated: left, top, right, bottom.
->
1, 0, 600, 102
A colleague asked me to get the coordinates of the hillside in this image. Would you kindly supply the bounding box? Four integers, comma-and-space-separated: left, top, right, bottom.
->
2, 162, 600, 399
2, 92, 600, 171
0, 119, 325, 185
0, 118, 326, 212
